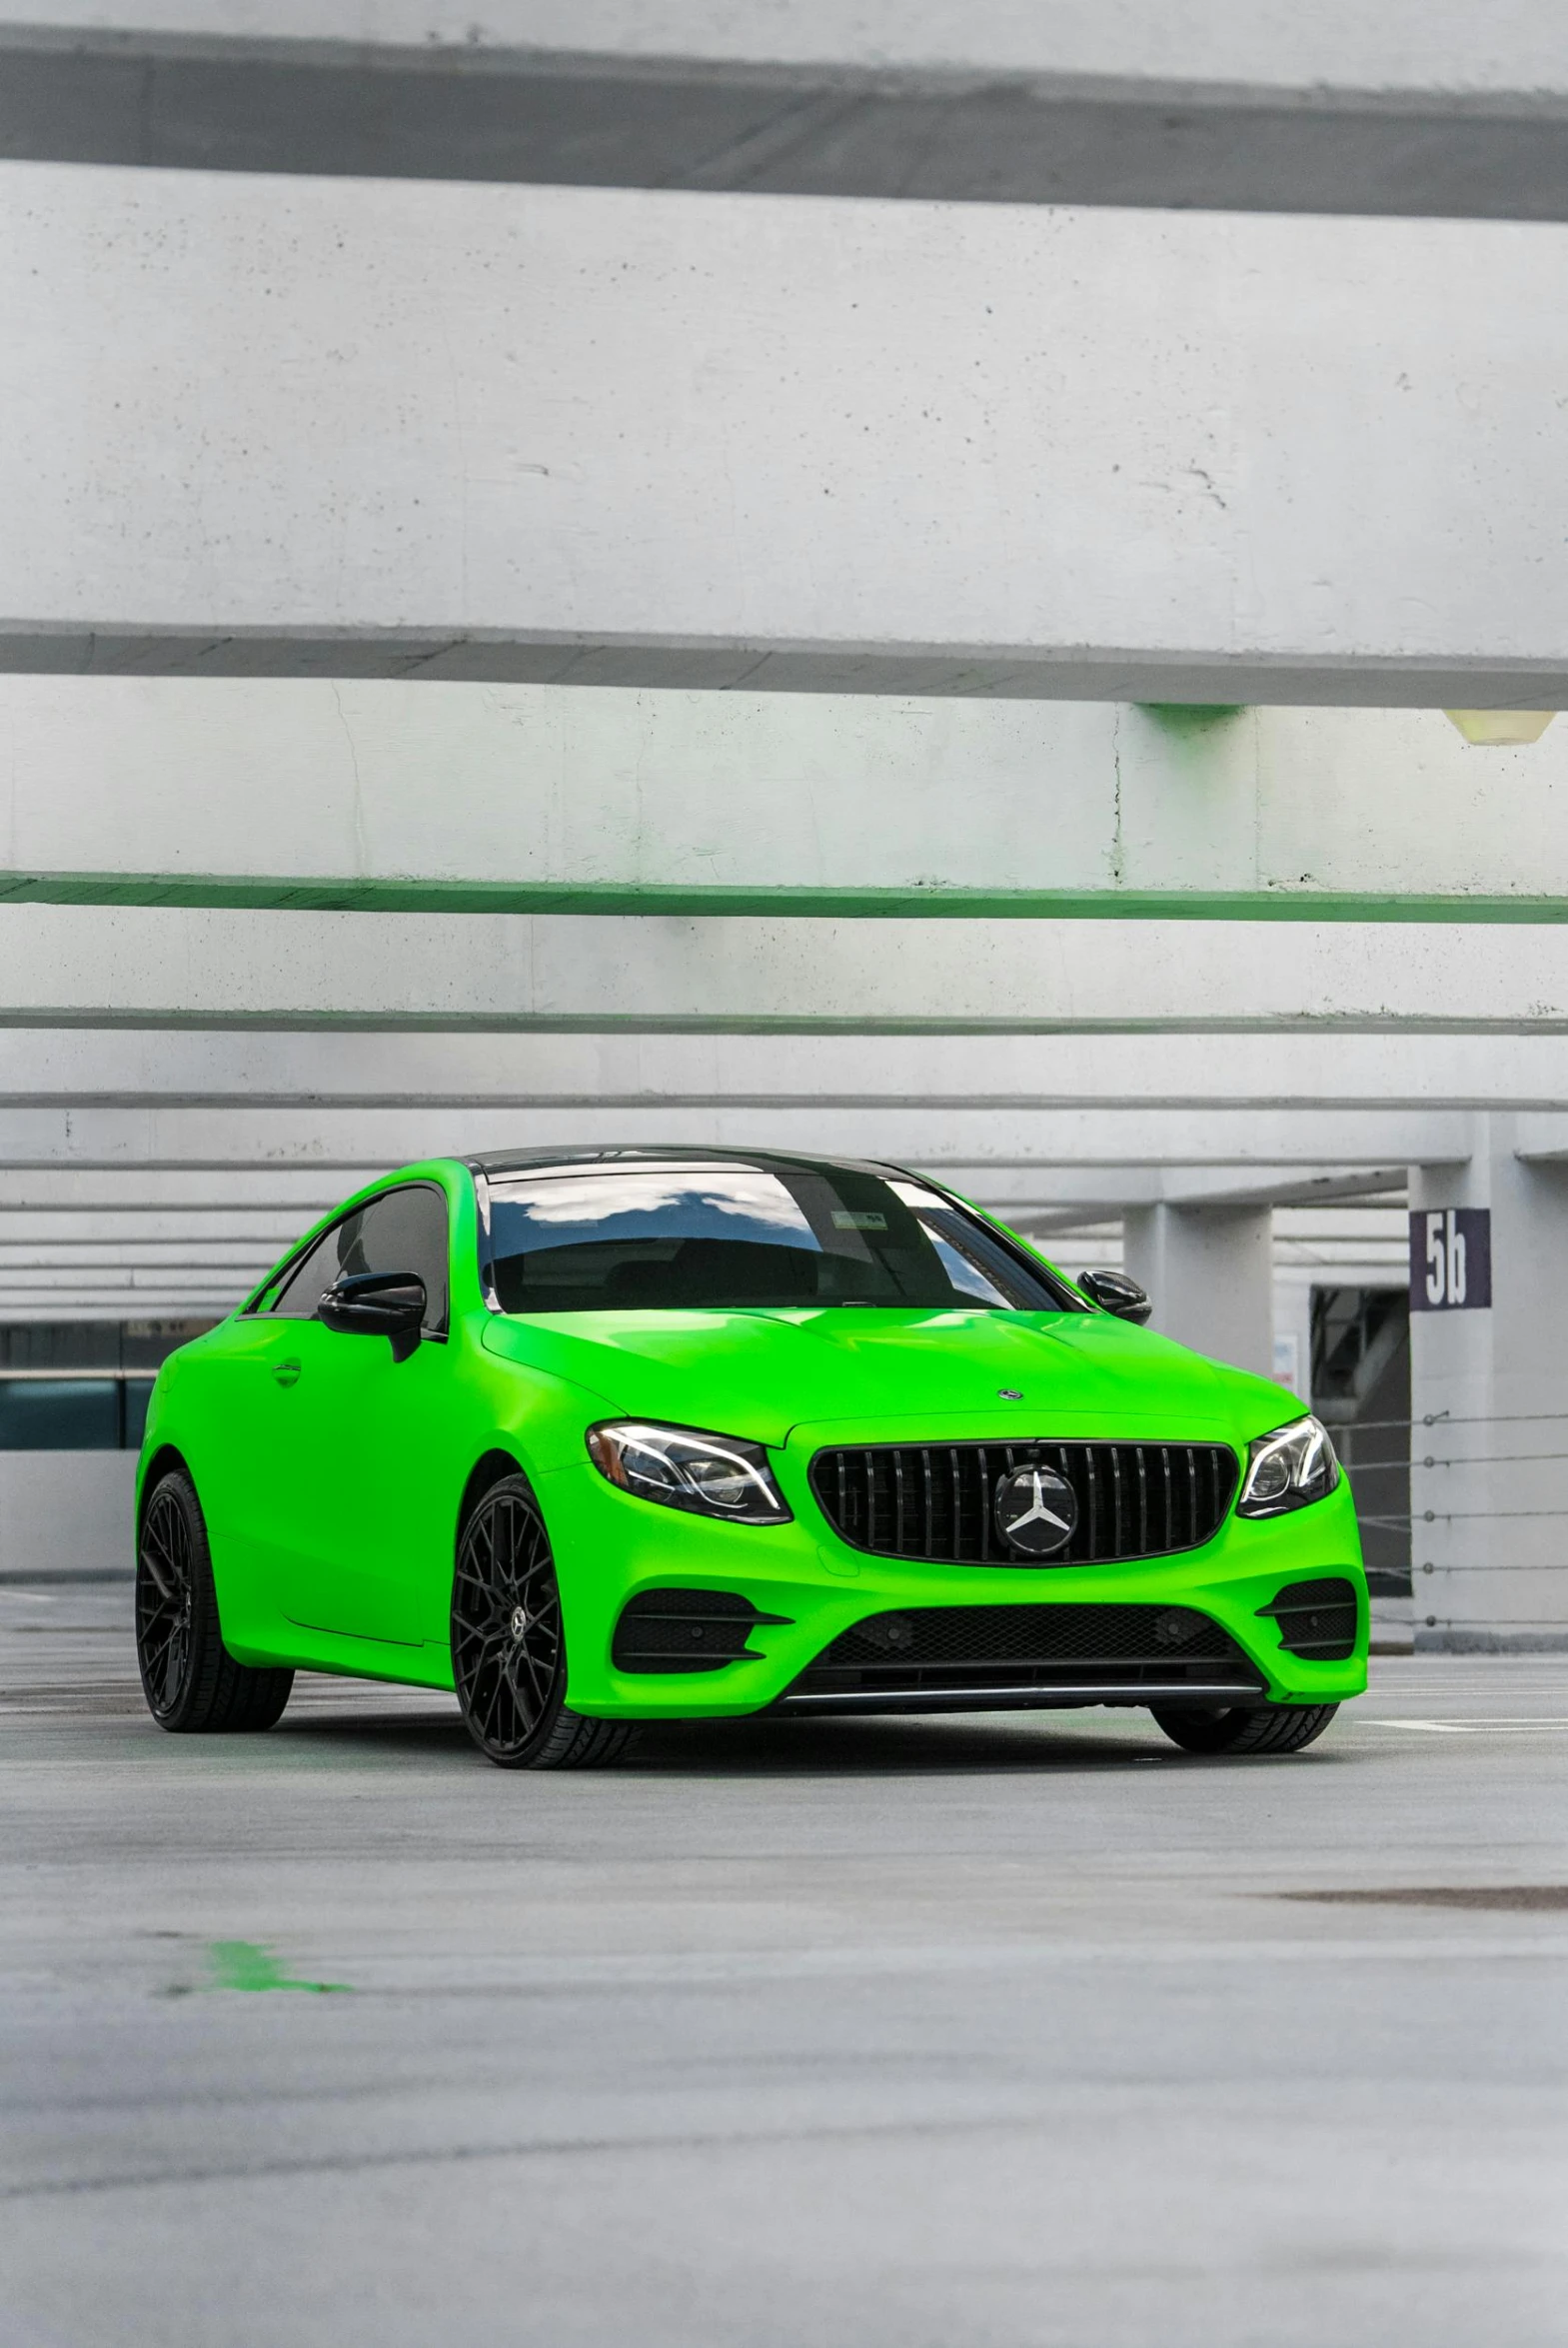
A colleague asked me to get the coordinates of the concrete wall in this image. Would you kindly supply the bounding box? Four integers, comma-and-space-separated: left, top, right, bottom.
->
0, 1450, 136, 1577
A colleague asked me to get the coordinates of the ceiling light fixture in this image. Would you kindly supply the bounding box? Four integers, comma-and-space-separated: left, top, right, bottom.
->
1443, 710, 1557, 746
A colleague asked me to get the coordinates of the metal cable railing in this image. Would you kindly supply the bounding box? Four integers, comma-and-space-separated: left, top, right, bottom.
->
1321, 1407, 1568, 1633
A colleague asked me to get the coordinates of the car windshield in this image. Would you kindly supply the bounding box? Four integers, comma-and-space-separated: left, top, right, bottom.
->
483, 1162, 1079, 1314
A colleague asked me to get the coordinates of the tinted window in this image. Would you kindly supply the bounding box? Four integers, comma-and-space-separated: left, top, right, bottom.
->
0, 1322, 208, 1370
0, 1379, 119, 1449
272, 1185, 450, 1329
269, 1225, 344, 1320
484, 1164, 1076, 1315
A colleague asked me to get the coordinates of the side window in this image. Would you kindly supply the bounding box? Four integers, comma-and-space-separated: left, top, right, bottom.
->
270, 1221, 353, 1319
340, 1186, 450, 1332
269, 1186, 450, 1330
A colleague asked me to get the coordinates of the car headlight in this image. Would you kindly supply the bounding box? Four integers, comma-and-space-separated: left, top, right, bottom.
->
586, 1420, 791, 1524
1236, 1414, 1339, 1519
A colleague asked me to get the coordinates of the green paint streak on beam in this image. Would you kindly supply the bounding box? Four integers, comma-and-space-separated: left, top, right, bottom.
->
1136, 703, 1249, 734
205, 1939, 350, 1994
2, 873, 1568, 923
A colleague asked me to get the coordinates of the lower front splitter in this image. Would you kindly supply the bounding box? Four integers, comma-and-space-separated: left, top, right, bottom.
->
774, 1676, 1267, 1715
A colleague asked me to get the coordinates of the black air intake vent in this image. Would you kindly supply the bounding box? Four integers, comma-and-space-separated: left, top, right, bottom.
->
789, 1601, 1262, 1705
612, 1587, 791, 1674
1258, 1577, 1359, 1661
809, 1440, 1237, 1566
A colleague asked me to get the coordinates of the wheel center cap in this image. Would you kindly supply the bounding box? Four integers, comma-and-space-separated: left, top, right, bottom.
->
509, 1604, 529, 1639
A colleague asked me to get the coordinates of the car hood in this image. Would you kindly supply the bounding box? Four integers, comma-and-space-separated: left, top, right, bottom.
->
481, 1305, 1296, 1448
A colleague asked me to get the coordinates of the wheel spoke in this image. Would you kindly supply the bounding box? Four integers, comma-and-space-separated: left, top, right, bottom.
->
161, 1634, 186, 1705
512, 1642, 546, 1711
451, 1484, 567, 1756
139, 1590, 178, 1638
137, 1489, 196, 1714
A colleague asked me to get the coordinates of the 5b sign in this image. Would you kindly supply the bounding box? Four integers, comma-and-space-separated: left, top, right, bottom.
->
1410, 1207, 1492, 1311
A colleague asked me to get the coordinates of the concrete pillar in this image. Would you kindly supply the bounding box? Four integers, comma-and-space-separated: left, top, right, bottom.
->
1409, 1117, 1568, 1650
1271, 1275, 1316, 1404
1122, 1204, 1274, 1379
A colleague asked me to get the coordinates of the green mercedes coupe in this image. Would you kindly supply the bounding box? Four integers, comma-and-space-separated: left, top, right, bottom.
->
133, 1149, 1366, 1767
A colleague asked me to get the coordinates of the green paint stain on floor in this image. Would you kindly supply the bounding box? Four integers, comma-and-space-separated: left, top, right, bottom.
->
206, 1940, 350, 1994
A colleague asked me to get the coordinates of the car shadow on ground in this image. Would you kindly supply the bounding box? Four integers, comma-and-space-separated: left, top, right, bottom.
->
265, 1701, 1228, 1775
622, 1713, 1180, 1775
46, 1674, 1353, 1776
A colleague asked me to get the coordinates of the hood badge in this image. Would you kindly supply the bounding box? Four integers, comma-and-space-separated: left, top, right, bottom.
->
994, 1462, 1078, 1558
997, 1387, 1023, 1400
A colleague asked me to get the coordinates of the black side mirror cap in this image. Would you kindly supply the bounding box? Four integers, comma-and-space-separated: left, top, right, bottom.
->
319, 1270, 427, 1359
1079, 1268, 1152, 1324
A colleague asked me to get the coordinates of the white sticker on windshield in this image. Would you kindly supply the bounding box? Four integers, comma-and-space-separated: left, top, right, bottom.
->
831, 1210, 887, 1231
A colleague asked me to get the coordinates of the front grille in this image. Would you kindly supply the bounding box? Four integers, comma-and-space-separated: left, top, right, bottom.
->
809, 1440, 1237, 1567
1258, 1576, 1359, 1662
786, 1601, 1263, 1705
611, 1587, 791, 1674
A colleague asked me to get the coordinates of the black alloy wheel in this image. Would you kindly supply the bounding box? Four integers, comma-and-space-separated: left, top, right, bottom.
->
135, 1468, 294, 1732
1150, 1700, 1339, 1756
451, 1473, 636, 1769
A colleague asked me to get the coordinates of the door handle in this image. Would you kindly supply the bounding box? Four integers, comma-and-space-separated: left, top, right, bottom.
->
272, 1358, 302, 1388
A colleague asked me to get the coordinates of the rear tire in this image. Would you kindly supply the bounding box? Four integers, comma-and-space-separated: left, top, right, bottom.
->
1150, 1700, 1339, 1756
136, 1469, 294, 1732
451, 1473, 637, 1770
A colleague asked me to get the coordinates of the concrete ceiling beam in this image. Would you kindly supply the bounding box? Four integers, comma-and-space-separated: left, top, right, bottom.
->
0, 1164, 1416, 1226
0, 1103, 1479, 1171
967, 1171, 1416, 1216
6, 5, 1568, 218
0, 1023, 1563, 1106
2, 909, 1568, 1033
9, 685, 1568, 921
6, 169, 1568, 703
0, 1171, 362, 1211
0, 1209, 310, 1239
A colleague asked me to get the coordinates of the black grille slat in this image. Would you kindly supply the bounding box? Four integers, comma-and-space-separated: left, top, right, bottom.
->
809, 1439, 1237, 1567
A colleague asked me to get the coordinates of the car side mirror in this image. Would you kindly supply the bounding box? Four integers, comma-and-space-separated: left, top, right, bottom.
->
318, 1270, 427, 1360
1079, 1268, 1152, 1324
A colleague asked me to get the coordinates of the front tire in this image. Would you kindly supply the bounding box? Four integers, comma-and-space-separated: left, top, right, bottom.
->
1150, 1700, 1339, 1756
135, 1469, 294, 1732
451, 1473, 636, 1769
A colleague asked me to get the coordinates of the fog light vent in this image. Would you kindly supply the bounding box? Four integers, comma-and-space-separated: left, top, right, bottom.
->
612, 1587, 791, 1674
1257, 1577, 1358, 1662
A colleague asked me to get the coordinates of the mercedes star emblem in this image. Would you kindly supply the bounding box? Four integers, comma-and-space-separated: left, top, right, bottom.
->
993, 1462, 1078, 1558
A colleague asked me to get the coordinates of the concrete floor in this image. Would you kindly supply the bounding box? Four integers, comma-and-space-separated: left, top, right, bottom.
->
3, 1583, 1566, 2348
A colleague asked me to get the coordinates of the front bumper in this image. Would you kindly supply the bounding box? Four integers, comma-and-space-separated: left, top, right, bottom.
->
536, 1433, 1369, 1719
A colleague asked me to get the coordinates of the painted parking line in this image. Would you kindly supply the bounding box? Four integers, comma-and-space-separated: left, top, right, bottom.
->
1363, 1716, 1568, 1732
